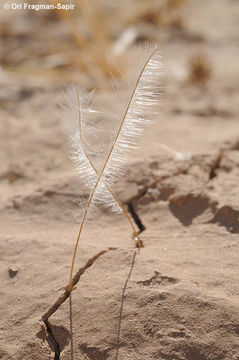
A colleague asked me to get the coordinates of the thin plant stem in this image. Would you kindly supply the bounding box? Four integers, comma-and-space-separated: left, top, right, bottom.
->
75, 85, 142, 246
69, 49, 157, 291
115, 250, 136, 360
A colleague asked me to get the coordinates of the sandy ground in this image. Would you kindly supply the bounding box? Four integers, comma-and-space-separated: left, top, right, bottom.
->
1, 1, 239, 359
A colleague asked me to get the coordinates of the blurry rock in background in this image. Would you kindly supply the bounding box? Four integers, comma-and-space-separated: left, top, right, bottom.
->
187, 51, 212, 87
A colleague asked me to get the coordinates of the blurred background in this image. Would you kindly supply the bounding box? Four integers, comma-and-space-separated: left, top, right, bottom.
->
0, 0, 238, 197
0, 0, 231, 87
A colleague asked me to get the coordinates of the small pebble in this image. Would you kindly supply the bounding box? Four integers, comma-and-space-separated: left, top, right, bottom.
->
175, 152, 192, 161
8, 266, 19, 278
